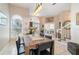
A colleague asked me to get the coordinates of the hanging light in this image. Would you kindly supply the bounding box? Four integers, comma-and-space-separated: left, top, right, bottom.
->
33, 3, 42, 16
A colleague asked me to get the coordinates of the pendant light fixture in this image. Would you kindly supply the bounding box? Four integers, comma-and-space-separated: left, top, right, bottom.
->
33, 3, 42, 16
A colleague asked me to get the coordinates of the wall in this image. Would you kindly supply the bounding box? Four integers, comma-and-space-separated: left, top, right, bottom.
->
54, 10, 70, 39
0, 4, 9, 51
38, 16, 54, 25
70, 4, 79, 43
9, 4, 30, 39
0, 4, 30, 54
54, 10, 70, 29
38, 16, 46, 25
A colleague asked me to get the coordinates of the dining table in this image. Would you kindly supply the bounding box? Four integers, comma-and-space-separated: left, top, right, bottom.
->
25, 37, 54, 55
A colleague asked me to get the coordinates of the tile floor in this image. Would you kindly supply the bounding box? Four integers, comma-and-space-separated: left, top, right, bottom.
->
0, 38, 71, 55
0, 39, 17, 55
54, 40, 71, 55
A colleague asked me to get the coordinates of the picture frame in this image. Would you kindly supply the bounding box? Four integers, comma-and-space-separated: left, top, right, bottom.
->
76, 12, 79, 25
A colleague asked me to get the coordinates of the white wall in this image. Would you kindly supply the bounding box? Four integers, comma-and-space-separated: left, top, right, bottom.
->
71, 3, 79, 43
0, 4, 9, 50
9, 4, 29, 38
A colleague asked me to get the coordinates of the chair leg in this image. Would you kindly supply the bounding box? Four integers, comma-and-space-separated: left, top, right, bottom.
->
29, 49, 35, 55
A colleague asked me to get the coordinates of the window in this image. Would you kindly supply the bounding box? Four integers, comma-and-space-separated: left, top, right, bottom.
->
11, 15, 22, 35
0, 12, 7, 26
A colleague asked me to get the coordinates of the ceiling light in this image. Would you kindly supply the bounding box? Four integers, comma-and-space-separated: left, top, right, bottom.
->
33, 3, 42, 16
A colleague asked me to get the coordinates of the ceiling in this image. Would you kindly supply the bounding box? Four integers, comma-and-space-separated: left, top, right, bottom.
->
11, 3, 71, 16
40, 3, 70, 16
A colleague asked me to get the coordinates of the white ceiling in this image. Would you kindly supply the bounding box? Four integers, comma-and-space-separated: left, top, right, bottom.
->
11, 3, 71, 16
39, 3, 70, 16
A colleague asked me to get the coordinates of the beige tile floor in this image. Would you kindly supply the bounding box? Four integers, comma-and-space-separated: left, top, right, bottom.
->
0, 38, 71, 55
54, 40, 71, 55
0, 39, 17, 55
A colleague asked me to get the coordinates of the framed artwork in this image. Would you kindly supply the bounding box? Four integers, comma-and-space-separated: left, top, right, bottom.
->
76, 12, 79, 25
0, 11, 7, 26
46, 17, 53, 23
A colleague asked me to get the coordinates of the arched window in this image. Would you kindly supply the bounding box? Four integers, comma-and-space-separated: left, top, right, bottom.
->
11, 15, 22, 36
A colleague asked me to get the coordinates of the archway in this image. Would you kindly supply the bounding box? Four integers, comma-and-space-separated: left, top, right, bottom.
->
11, 15, 23, 37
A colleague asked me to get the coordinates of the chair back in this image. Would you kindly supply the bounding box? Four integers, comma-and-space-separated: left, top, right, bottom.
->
23, 35, 32, 47
16, 36, 25, 55
16, 40, 19, 55
37, 41, 54, 55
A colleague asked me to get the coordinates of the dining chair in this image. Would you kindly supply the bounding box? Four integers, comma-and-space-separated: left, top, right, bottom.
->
16, 36, 25, 55
23, 35, 38, 55
23, 35, 32, 47
31, 41, 54, 55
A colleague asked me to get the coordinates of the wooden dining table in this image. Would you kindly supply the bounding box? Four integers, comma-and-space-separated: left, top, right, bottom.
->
25, 37, 54, 55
